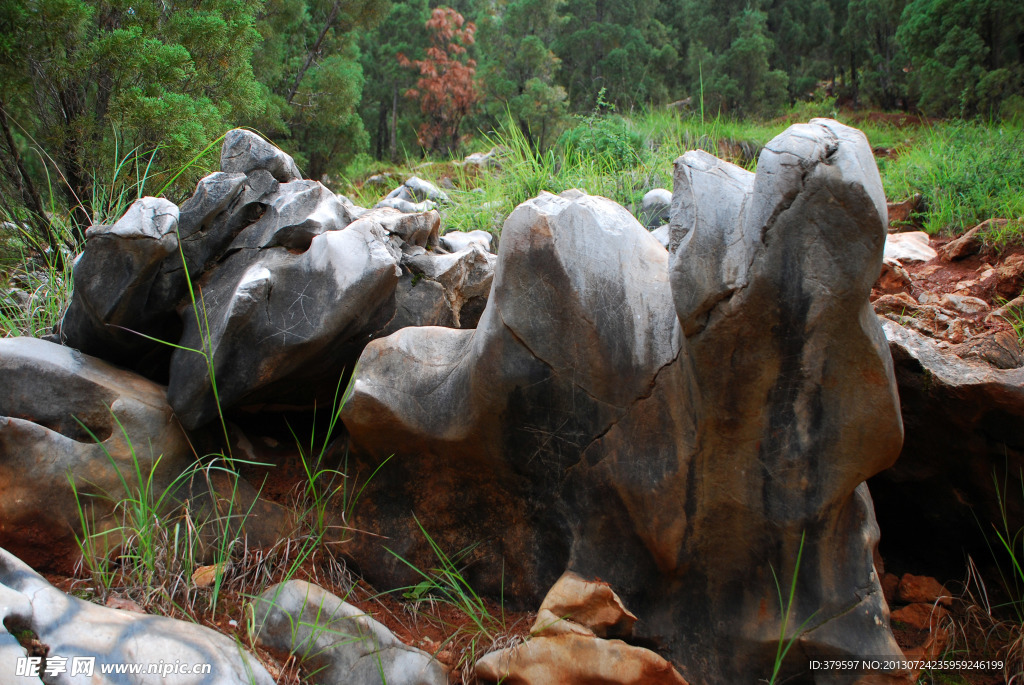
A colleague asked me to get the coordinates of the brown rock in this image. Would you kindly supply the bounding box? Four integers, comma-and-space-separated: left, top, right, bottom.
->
881, 572, 900, 605
475, 633, 688, 685
950, 330, 1022, 369
890, 602, 949, 631
886, 194, 923, 231
876, 259, 912, 293
995, 252, 1024, 298
938, 224, 984, 261
532, 571, 637, 639
896, 574, 952, 606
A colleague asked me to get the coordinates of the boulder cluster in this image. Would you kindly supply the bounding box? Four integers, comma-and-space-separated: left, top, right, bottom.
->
3, 120, 1012, 684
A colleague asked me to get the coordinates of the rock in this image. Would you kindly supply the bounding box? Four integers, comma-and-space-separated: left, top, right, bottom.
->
870, 319, 1024, 572
220, 128, 301, 183
475, 633, 689, 685
0, 547, 274, 684
917, 292, 990, 316
876, 258, 913, 293
374, 197, 438, 214
441, 229, 493, 253
896, 574, 952, 607
531, 571, 636, 639
873, 292, 975, 343
60, 197, 181, 363
650, 224, 670, 249
393, 176, 450, 205
887, 194, 923, 231
0, 337, 192, 571
937, 219, 1008, 261
890, 603, 949, 631
637, 188, 672, 229
884, 231, 937, 263
666, 118, 908, 682
461, 148, 504, 170
403, 245, 496, 328
881, 572, 900, 605
343, 120, 909, 684
949, 329, 1022, 369
167, 212, 402, 429
251, 580, 446, 685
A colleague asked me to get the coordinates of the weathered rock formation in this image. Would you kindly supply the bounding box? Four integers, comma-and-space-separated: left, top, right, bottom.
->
342, 119, 908, 683
58, 130, 495, 429
0, 337, 192, 570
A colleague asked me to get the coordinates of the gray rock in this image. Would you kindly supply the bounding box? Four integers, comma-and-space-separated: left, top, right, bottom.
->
60, 197, 180, 362
403, 245, 495, 328
636, 188, 671, 229
883, 231, 937, 263
0, 337, 192, 570
342, 119, 910, 684
460, 148, 504, 170
650, 224, 669, 249
374, 197, 437, 214
385, 176, 450, 205
220, 129, 301, 183
0, 547, 274, 684
167, 214, 402, 429
251, 580, 446, 685
440, 229, 493, 253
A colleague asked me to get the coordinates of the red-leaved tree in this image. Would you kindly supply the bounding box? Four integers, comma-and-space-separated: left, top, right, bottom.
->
398, 7, 478, 155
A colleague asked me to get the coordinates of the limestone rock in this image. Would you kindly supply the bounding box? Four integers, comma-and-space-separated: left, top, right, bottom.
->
167, 213, 401, 429
60, 197, 181, 363
0, 337, 191, 570
637, 188, 672, 229
375, 197, 438, 214
666, 118, 908, 682
531, 571, 637, 639
884, 231, 937, 264
220, 128, 301, 183
342, 120, 911, 684
475, 633, 689, 685
0, 546, 274, 684
251, 580, 446, 685
386, 176, 450, 205
440, 229, 493, 253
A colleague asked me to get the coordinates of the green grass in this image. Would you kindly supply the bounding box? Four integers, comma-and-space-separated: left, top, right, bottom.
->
880, 121, 1024, 241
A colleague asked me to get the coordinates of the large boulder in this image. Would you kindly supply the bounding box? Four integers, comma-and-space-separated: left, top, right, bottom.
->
666, 118, 906, 682
342, 119, 908, 684
0, 546, 274, 684
0, 337, 192, 570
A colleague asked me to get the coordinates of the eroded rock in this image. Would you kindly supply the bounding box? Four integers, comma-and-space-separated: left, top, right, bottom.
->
0, 337, 191, 570
0, 546, 274, 684
251, 580, 446, 685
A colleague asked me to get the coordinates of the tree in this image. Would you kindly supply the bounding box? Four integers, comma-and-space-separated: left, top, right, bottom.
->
0, 0, 267, 228
251, 0, 388, 180
398, 7, 479, 155
357, 0, 432, 161
898, 0, 1024, 116
839, 0, 909, 109
476, 0, 569, 150
553, 0, 677, 111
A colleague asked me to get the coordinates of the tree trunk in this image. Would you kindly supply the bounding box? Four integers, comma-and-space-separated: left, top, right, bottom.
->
286, 0, 342, 106
390, 85, 399, 162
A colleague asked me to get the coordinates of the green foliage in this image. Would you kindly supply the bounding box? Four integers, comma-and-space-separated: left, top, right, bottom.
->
898, 0, 1024, 117
552, 0, 677, 111
880, 121, 1024, 239
839, 0, 910, 109
0, 0, 266, 224
557, 90, 647, 172
476, 0, 569, 150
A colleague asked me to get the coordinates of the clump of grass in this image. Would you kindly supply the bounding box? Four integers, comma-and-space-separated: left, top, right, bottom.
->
881, 121, 1024, 241
386, 518, 524, 684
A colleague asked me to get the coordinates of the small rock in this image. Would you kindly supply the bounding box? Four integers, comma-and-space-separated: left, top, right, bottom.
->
531, 571, 637, 639
887, 194, 923, 231
949, 330, 1022, 369
251, 580, 446, 685
876, 258, 912, 292
441, 229, 493, 253
881, 572, 900, 605
896, 574, 952, 607
637, 188, 672, 229
375, 197, 438, 214
884, 231, 937, 263
386, 176, 450, 205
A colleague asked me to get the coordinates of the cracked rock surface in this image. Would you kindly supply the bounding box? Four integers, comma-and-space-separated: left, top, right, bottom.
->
341, 120, 910, 684
0, 546, 273, 684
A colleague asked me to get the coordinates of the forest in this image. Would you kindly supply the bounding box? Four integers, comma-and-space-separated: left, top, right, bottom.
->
1, 0, 1023, 235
